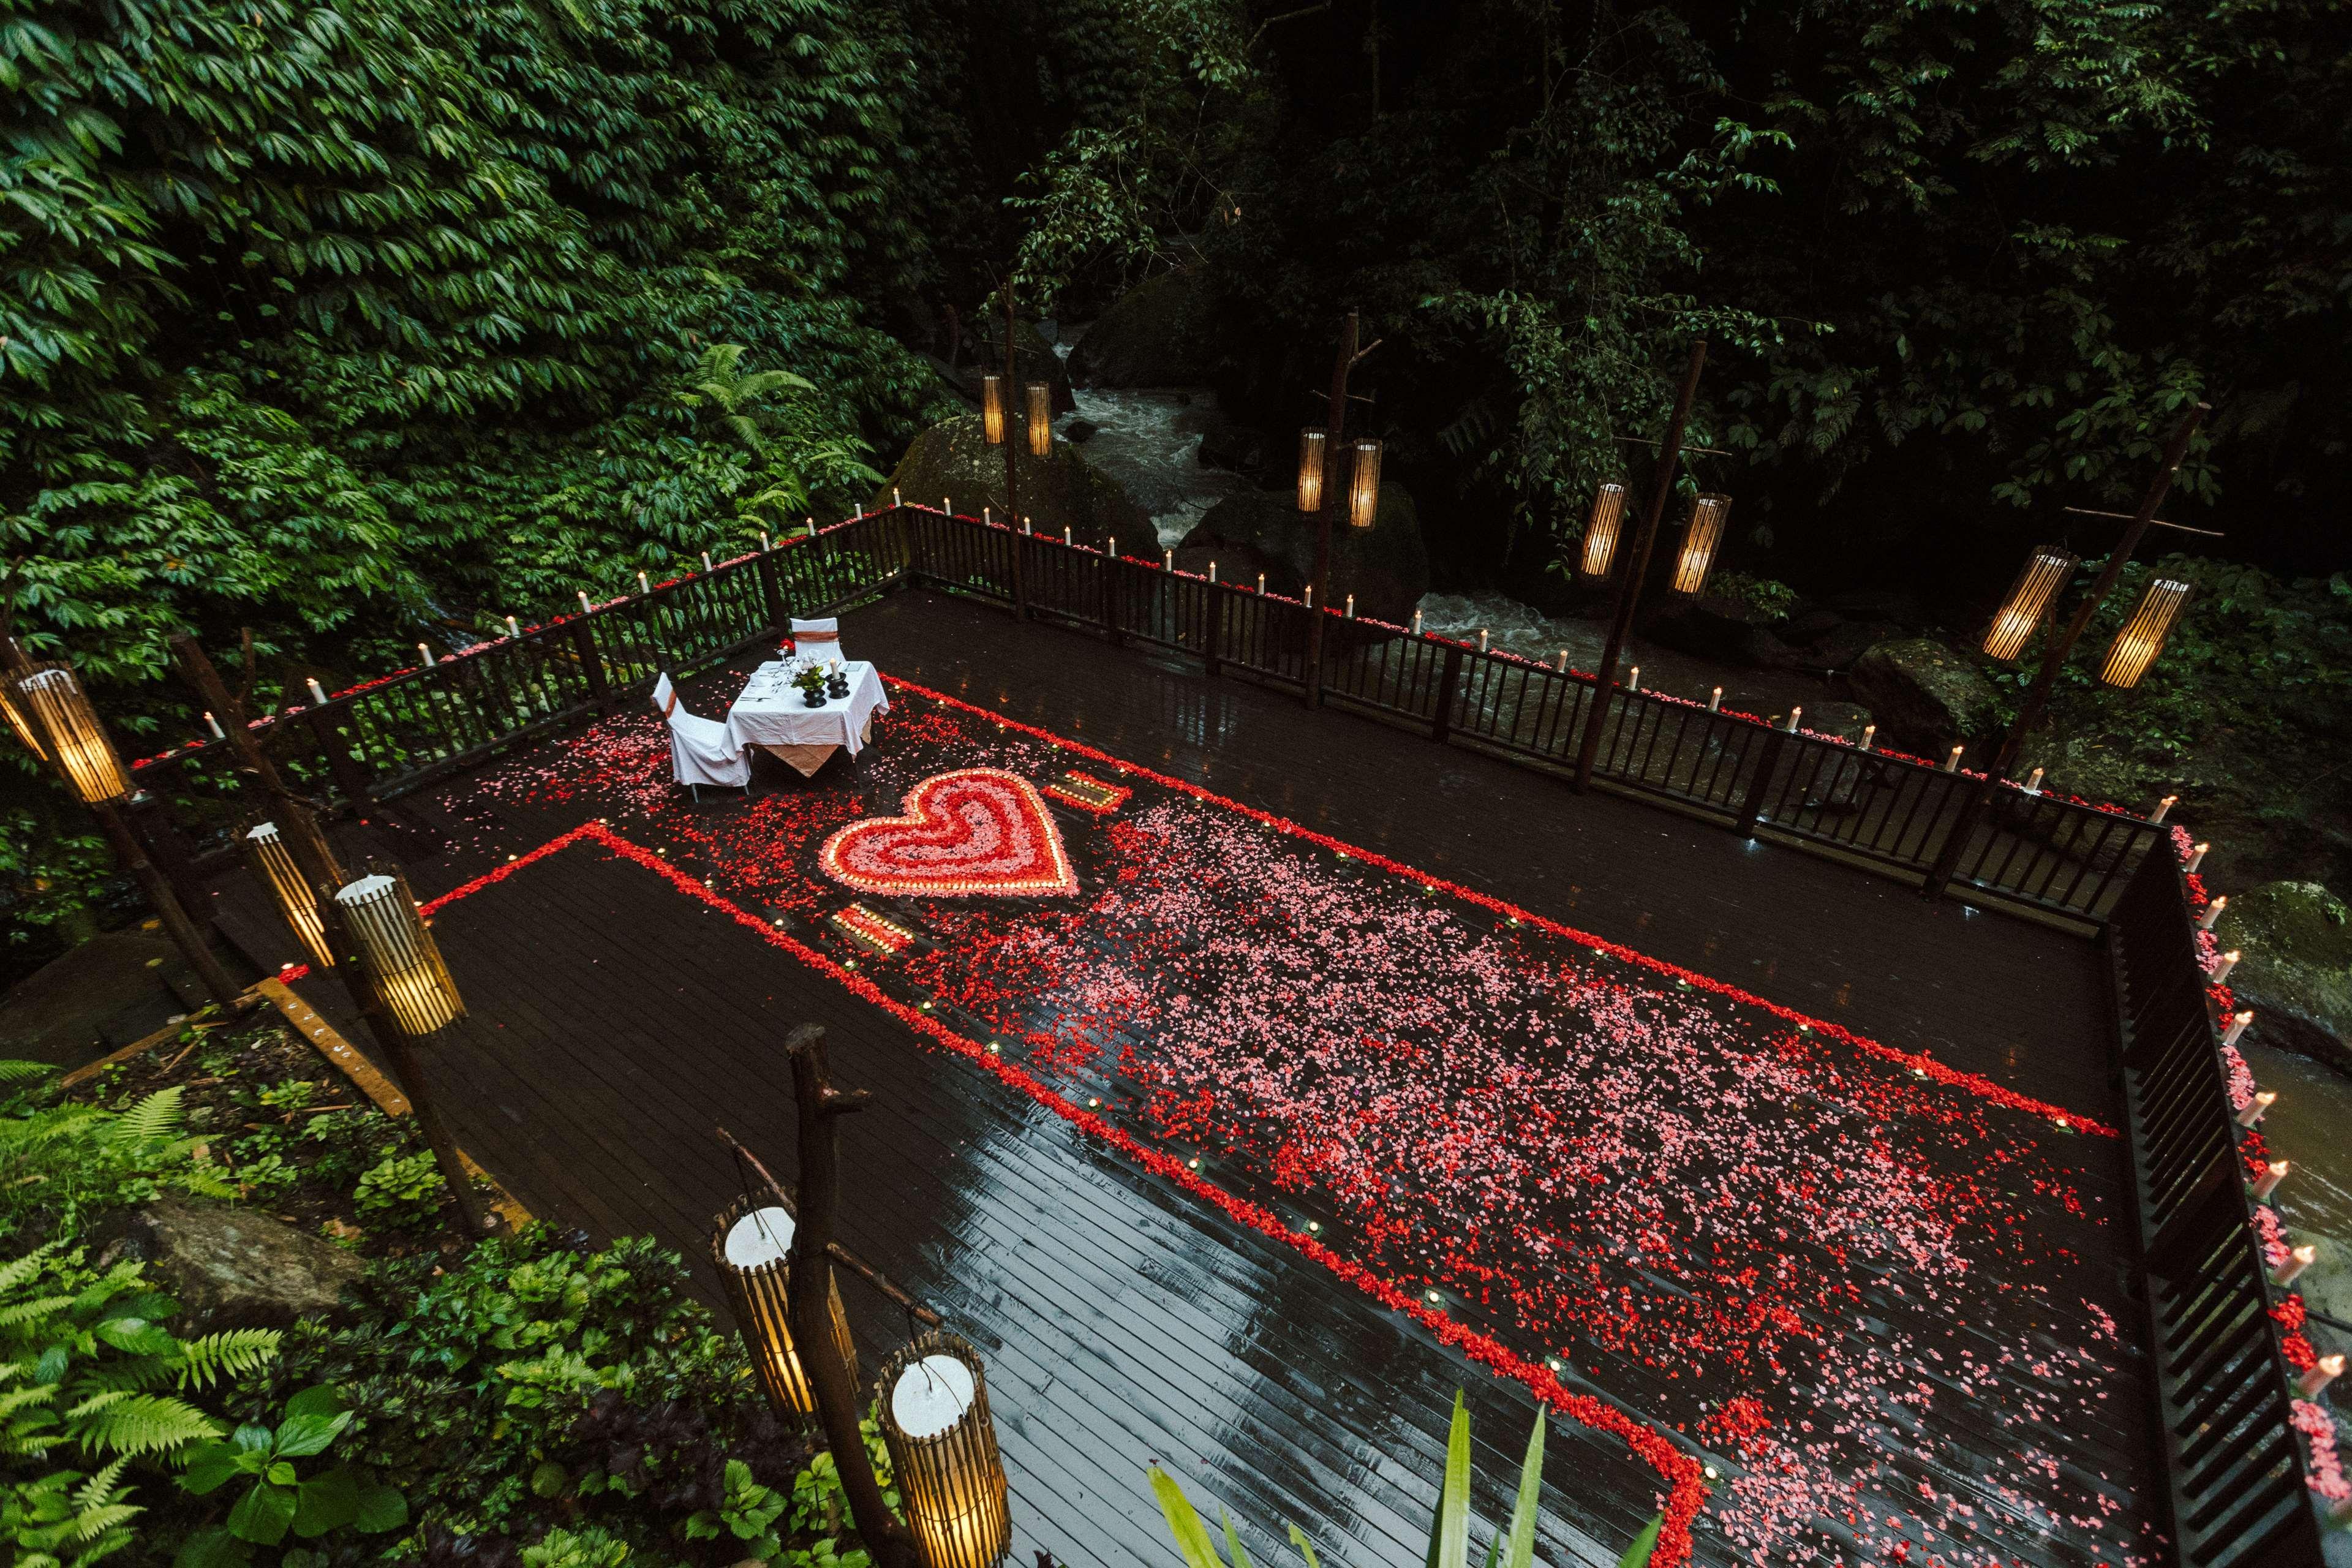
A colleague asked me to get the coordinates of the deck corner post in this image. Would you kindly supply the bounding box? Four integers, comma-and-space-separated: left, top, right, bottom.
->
756, 549, 788, 630
783, 1023, 925, 1568
1733, 726, 1787, 838
1428, 643, 1463, 745
569, 619, 611, 705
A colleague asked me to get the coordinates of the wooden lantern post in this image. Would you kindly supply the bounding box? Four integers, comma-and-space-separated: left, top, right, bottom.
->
1305, 309, 1362, 707
1571, 339, 1708, 793
1921, 402, 2207, 899
1000, 284, 1030, 621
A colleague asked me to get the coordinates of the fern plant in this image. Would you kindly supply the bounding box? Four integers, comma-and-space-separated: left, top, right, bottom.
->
0, 1246, 281, 1568
0, 1068, 235, 1248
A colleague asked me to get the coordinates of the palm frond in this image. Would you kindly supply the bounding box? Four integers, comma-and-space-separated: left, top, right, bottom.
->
105, 1088, 186, 1148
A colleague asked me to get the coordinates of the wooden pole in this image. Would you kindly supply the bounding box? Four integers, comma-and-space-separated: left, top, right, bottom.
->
1571, 339, 1708, 792
783, 1023, 924, 1568
0, 624, 243, 1008
1922, 402, 2207, 897
1001, 284, 1030, 621
1305, 309, 1359, 707
171, 631, 498, 1234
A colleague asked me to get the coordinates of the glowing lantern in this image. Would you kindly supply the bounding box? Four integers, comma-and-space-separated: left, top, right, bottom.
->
1347, 439, 1382, 529
1667, 494, 1732, 597
8, 665, 129, 803
874, 1333, 1011, 1568
334, 868, 463, 1035
1981, 546, 2079, 660
1295, 429, 1328, 513
979, 375, 1006, 446
1578, 483, 1628, 580
1024, 383, 1052, 458
710, 1196, 856, 1419
244, 821, 333, 970
0, 679, 45, 761
2099, 576, 2192, 689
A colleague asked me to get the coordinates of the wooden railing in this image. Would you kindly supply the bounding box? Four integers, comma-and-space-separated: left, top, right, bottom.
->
2106, 850, 2331, 1566
123, 505, 2162, 928
900, 508, 2162, 927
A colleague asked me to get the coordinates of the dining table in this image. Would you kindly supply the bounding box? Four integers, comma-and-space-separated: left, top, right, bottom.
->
723, 660, 889, 777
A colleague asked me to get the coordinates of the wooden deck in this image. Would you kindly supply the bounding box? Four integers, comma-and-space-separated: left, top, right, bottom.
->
206, 588, 2163, 1568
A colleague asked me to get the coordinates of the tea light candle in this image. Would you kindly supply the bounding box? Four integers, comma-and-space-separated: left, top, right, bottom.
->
2214, 949, 2241, 983
759, 531, 771, 552
2298, 1354, 2343, 1396
1479, 629, 1490, 652
418, 643, 435, 666
2187, 842, 2209, 873
1708, 687, 1722, 712
892, 486, 901, 507
982, 507, 992, 526
2222, 1010, 2253, 1047
1063, 525, 1072, 546
1258, 573, 1267, 595
1627, 665, 1640, 692
1556, 651, 1569, 672
1210, 562, 1218, 583
203, 711, 225, 739
578, 591, 594, 614
1022, 516, 1032, 534
307, 678, 330, 705
700, 550, 713, 572
2199, 894, 2228, 931
1305, 585, 1314, 609
2236, 1087, 2273, 1128
1860, 723, 1874, 750
1164, 548, 1174, 571
2272, 1244, 2315, 1287
1107, 536, 1117, 556
1785, 706, 1801, 733
1944, 744, 1964, 773
505, 616, 520, 638
1345, 594, 1355, 618
2022, 767, 2043, 794
2252, 1158, 2289, 1201
638, 571, 652, 594
2152, 793, 2177, 823
942, 496, 951, 512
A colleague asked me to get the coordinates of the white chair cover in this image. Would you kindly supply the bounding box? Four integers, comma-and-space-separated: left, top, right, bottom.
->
790, 617, 845, 664
651, 673, 749, 791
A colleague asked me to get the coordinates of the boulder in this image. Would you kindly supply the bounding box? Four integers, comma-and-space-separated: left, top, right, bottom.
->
1823, 587, 1926, 628
875, 416, 1148, 548
1846, 638, 2000, 754
1791, 619, 1903, 675
972, 320, 1074, 415
2212, 881, 2352, 1073
1178, 482, 1429, 625
1069, 270, 1219, 388
1798, 700, 1874, 744
103, 1199, 363, 1330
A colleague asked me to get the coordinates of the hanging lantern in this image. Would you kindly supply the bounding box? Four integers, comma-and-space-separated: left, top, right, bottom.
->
0, 679, 45, 761
1346, 439, 1382, 529
874, 1332, 1011, 1568
979, 375, 1006, 446
9, 665, 129, 804
244, 822, 333, 970
1667, 493, 1732, 597
334, 867, 463, 1035
1295, 429, 1328, 513
1024, 383, 1052, 458
710, 1195, 856, 1420
2100, 576, 2192, 690
1981, 545, 2078, 661
1578, 483, 1629, 580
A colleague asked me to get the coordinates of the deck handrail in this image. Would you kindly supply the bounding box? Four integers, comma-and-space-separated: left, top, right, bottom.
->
2106, 848, 2331, 1566
119, 504, 2163, 926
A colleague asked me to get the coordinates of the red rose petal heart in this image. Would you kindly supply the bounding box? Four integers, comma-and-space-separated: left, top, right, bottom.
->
819, 768, 1077, 898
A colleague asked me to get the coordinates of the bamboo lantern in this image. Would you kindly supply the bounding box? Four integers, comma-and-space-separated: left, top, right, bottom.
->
875, 1332, 1011, 1568
244, 822, 333, 969
1667, 494, 1732, 597
1346, 439, 1382, 529
979, 375, 1006, 446
1295, 429, 1328, 513
0, 680, 45, 761
9, 665, 129, 804
1024, 383, 1052, 458
334, 867, 463, 1035
1577, 483, 1629, 580
2099, 576, 2192, 689
710, 1195, 856, 1420
1981, 545, 2078, 660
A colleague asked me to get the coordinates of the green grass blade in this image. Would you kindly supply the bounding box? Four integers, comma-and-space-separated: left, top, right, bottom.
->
1219, 1509, 1258, 1568
1284, 1523, 1321, 1568
1148, 1465, 1228, 1568
1615, 1512, 1663, 1568
1425, 1390, 1472, 1568
1502, 1409, 1544, 1568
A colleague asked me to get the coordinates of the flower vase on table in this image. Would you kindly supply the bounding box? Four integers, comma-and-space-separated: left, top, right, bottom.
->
794, 668, 829, 709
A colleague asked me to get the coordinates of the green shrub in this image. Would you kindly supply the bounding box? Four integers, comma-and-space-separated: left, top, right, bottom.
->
352, 1155, 447, 1228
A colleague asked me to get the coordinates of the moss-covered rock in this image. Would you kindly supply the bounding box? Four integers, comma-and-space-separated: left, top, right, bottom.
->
1846, 638, 2001, 754
1069, 269, 1219, 387
1178, 482, 1428, 625
2212, 880, 2352, 1072
874, 415, 1147, 546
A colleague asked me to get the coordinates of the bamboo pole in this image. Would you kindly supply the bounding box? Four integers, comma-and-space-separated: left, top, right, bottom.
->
1305, 310, 1360, 707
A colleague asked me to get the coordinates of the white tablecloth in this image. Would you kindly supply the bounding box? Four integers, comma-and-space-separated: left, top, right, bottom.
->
724, 661, 889, 756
